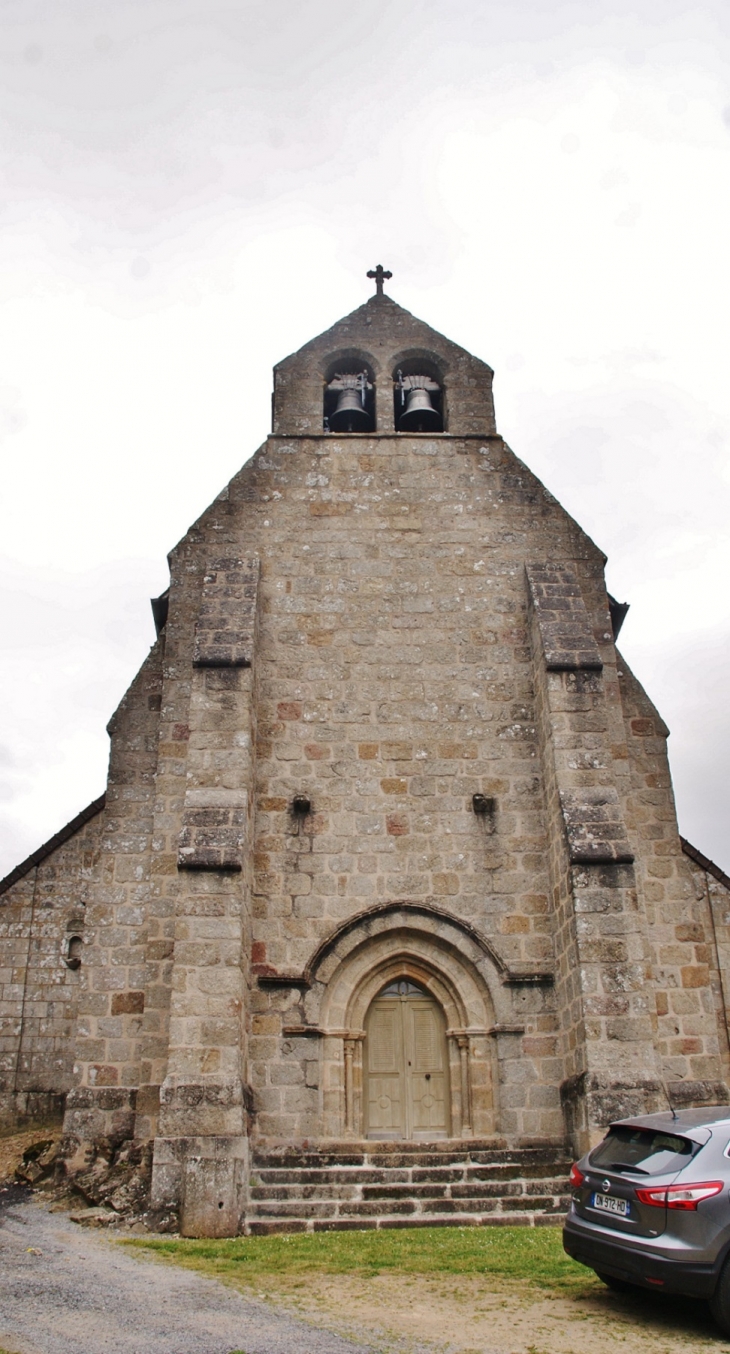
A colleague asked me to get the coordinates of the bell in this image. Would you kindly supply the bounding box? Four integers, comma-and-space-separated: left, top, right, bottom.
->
396, 371, 443, 432
330, 388, 371, 432
398, 385, 442, 432
327, 371, 373, 433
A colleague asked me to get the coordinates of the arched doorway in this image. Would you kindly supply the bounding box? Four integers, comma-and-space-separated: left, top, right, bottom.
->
364, 979, 450, 1140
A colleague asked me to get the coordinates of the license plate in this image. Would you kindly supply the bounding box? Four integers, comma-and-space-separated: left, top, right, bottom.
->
592, 1192, 629, 1217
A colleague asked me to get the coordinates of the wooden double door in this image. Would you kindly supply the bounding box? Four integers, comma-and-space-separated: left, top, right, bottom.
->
364, 980, 450, 1139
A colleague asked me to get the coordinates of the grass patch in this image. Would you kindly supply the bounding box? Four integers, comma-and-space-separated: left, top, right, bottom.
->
123, 1225, 597, 1295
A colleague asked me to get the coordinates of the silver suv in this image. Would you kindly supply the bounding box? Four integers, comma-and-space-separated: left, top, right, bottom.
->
563, 1107, 730, 1334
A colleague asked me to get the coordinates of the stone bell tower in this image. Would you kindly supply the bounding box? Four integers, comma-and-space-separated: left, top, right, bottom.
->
2, 267, 728, 1237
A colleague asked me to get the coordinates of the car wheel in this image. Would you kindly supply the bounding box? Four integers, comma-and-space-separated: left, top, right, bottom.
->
710, 1258, 730, 1335
595, 1270, 636, 1294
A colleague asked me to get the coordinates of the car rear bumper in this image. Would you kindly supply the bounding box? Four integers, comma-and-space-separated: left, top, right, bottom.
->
563, 1213, 719, 1298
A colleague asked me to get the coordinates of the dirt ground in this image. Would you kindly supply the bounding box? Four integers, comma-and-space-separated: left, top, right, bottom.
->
3, 1126, 730, 1354
231, 1266, 730, 1354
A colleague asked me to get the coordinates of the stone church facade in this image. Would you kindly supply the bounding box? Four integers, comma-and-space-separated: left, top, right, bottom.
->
2, 281, 730, 1235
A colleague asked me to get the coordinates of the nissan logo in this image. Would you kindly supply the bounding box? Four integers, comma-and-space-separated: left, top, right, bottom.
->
602, 1179, 611, 1193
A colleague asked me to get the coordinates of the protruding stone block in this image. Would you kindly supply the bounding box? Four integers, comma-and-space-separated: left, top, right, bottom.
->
180, 1135, 248, 1237
177, 790, 247, 871
193, 556, 260, 667
526, 563, 603, 670
559, 787, 634, 864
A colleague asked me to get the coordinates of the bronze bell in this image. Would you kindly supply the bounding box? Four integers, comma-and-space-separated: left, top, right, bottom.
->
396, 372, 442, 432
327, 372, 373, 432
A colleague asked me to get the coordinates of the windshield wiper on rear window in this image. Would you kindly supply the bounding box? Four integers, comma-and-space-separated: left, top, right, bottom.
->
604, 1162, 650, 1175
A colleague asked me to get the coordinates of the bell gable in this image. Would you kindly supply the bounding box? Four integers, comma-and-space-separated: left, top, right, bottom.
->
272, 292, 496, 438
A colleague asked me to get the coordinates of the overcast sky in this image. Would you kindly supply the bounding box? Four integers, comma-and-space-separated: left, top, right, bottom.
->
1, 0, 729, 877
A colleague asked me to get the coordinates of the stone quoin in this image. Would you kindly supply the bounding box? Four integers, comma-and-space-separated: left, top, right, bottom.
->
2, 275, 730, 1236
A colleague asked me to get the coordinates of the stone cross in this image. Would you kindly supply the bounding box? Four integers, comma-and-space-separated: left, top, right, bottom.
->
367, 264, 392, 296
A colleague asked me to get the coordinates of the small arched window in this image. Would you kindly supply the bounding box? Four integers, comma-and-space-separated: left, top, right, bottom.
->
323, 356, 375, 433
393, 359, 444, 432
65, 936, 83, 970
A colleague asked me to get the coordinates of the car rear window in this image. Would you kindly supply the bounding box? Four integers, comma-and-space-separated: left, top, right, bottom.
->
589, 1125, 698, 1176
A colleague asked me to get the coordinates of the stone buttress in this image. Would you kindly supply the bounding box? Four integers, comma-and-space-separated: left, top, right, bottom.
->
148, 556, 260, 1235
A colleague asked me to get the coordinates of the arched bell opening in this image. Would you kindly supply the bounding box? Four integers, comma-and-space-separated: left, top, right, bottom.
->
322, 353, 376, 433
364, 978, 451, 1140
392, 355, 445, 433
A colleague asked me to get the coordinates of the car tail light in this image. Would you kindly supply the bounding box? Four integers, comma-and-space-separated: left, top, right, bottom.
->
569, 1163, 585, 1188
635, 1181, 724, 1211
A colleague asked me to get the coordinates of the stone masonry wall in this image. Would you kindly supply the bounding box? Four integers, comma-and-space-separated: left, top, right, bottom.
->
686, 857, 730, 1087
213, 428, 610, 1150
0, 802, 104, 1126
618, 661, 730, 1106
527, 563, 668, 1150
64, 642, 163, 1160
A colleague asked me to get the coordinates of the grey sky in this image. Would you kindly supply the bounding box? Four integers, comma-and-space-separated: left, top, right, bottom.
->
1, 0, 729, 873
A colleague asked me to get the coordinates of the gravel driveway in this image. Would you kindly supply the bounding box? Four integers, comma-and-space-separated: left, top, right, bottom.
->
0, 1189, 387, 1354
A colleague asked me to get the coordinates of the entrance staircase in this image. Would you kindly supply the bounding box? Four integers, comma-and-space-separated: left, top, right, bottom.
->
246, 1140, 572, 1233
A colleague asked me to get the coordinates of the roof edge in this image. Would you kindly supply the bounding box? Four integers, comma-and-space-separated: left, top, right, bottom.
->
274, 291, 494, 376
0, 794, 106, 897
681, 836, 730, 892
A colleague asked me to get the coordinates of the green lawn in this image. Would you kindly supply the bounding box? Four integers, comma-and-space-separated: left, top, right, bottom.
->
124, 1224, 598, 1295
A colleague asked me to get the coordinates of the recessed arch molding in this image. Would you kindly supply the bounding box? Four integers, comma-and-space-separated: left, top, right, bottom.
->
263, 899, 550, 1139
255, 899, 554, 992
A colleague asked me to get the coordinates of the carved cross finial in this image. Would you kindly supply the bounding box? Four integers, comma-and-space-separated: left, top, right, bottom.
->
367, 264, 392, 297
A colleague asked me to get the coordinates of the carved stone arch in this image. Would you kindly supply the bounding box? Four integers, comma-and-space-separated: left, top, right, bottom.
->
390, 346, 449, 432
318, 347, 381, 380
308, 905, 505, 1141
304, 899, 513, 996
317, 927, 496, 1031
389, 346, 450, 380
320, 348, 379, 433
343, 950, 471, 1033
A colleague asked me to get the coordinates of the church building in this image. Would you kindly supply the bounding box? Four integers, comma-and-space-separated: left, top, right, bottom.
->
2, 271, 730, 1236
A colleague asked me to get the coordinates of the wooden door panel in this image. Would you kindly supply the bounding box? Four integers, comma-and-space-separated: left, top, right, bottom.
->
405, 999, 448, 1138
367, 1076, 403, 1134
365, 989, 449, 1140
410, 1072, 447, 1134
410, 1003, 444, 1071
365, 999, 404, 1137
367, 1003, 400, 1073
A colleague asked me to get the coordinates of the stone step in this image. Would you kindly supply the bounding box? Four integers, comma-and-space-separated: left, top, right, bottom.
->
248, 1198, 567, 1220
245, 1141, 570, 1234
252, 1142, 566, 1170
252, 1162, 572, 1187
249, 1177, 570, 1203
246, 1199, 570, 1235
